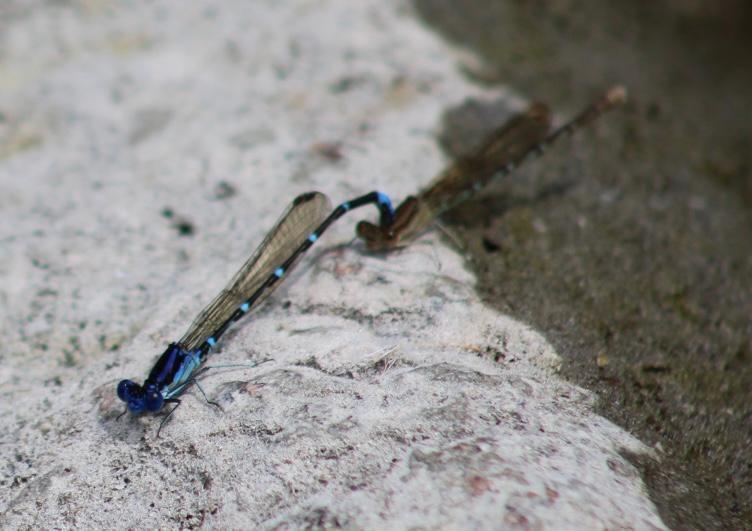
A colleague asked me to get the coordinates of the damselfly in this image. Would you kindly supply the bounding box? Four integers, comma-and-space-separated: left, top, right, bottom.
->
117, 190, 394, 434
356, 86, 626, 250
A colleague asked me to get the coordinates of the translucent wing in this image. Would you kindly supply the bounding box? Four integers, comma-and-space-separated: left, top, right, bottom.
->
357, 86, 626, 252
421, 86, 627, 218
179, 192, 332, 351
355, 105, 551, 250
419, 102, 552, 218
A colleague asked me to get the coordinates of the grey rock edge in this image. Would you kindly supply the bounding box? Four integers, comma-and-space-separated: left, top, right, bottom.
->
0, 0, 666, 528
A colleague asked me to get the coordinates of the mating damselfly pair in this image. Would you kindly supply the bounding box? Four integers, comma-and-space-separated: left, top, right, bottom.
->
117, 86, 626, 434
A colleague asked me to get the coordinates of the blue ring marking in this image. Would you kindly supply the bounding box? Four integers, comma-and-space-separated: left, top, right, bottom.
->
240, 302, 250, 312
207, 337, 217, 347
342, 202, 351, 211
308, 233, 318, 243
377, 191, 394, 210
274, 267, 284, 278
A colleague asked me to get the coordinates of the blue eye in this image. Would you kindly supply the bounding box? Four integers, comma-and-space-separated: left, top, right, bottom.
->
117, 380, 137, 402
144, 386, 164, 412
117, 380, 147, 413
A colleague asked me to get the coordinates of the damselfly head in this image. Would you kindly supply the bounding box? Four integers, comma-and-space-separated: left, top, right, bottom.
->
356, 220, 395, 251
117, 380, 164, 414
356, 196, 420, 251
